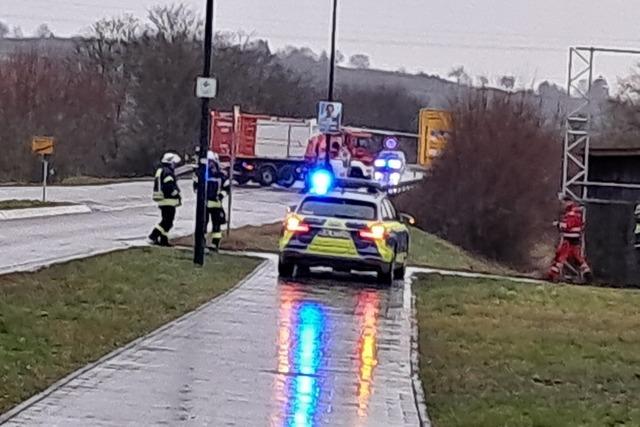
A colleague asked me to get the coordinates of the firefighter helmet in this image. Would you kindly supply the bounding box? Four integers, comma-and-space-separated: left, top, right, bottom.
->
161, 152, 182, 165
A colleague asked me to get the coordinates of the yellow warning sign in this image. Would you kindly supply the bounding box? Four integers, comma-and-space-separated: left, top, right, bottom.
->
32, 136, 54, 155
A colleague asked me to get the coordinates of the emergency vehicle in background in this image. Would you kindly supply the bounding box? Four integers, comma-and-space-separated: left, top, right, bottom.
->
418, 108, 453, 167
209, 108, 451, 187
209, 111, 421, 187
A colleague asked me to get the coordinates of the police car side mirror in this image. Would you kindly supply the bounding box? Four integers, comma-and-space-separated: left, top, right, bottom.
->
399, 213, 416, 225
287, 205, 297, 214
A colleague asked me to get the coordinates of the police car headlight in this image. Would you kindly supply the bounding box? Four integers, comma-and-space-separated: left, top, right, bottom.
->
390, 172, 401, 185
388, 159, 403, 170
374, 172, 383, 181
374, 159, 387, 168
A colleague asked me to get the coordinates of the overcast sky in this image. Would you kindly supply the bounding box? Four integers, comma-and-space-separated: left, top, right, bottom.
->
3, 0, 640, 90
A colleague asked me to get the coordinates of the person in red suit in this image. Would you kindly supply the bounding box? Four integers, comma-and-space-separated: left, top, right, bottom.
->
548, 196, 593, 282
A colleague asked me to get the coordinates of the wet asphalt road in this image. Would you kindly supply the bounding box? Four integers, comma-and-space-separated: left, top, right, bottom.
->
3, 256, 419, 426
0, 182, 299, 274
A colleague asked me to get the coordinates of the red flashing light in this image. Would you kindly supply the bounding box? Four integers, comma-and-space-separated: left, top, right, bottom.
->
359, 224, 387, 240
286, 216, 309, 233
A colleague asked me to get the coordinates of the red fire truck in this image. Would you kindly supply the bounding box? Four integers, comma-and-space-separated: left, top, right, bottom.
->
210, 111, 391, 187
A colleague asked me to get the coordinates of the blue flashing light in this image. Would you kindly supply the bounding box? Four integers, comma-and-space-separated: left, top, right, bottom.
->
309, 168, 333, 195
373, 159, 386, 168
388, 159, 403, 170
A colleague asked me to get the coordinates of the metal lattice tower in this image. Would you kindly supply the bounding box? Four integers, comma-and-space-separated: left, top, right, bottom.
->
563, 47, 593, 201
562, 46, 640, 202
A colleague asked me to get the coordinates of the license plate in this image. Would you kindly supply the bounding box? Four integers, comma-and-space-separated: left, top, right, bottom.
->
319, 229, 350, 239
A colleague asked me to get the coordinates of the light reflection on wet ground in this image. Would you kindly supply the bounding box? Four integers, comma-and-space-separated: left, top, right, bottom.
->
3, 259, 419, 426
271, 271, 417, 427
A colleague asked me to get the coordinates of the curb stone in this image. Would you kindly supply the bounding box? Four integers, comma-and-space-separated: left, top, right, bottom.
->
0, 205, 92, 221
408, 275, 432, 427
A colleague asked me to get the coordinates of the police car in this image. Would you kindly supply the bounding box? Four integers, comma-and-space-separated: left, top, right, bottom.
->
278, 169, 414, 285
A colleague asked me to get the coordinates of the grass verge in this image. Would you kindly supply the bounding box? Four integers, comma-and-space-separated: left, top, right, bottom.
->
58, 176, 147, 186
415, 274, 640, 427
173, 222, 281, 252
0, 247, 260, 414
175, 222, 508, 274
408, 228, 509, 274
0, 199, 72, 210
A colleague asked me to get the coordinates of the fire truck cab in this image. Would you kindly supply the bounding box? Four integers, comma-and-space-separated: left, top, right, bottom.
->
304, 130, 377, 179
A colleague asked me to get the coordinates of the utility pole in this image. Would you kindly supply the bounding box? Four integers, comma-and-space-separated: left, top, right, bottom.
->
328, 0, 338, 102
325, 0, 339, 169
194, 0, 214, 266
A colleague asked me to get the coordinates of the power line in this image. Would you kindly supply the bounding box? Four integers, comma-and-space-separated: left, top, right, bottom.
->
234, 31, 569, 54
6, 3, 640, 48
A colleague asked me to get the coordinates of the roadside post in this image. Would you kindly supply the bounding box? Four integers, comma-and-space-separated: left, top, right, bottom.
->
227, 105, 240, 237
323, 0, 340, 170
31, 136, 54, 202
193, 0, 216, 266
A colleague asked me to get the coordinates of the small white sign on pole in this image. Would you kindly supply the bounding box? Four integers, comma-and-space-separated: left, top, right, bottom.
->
196, 77, 218, 99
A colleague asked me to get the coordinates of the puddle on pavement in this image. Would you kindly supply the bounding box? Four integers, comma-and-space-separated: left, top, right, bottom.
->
270, 270, 405, 426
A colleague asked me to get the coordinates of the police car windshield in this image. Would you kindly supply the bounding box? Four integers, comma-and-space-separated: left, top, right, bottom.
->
300, 197, 377, 220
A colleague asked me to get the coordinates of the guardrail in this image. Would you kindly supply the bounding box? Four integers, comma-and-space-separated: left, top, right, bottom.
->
386, 177, 423, 195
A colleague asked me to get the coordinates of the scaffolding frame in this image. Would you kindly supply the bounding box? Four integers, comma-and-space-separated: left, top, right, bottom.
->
562, 46, 640, 202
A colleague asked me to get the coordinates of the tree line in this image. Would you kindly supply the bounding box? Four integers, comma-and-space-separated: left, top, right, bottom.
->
0, 5, 420, 182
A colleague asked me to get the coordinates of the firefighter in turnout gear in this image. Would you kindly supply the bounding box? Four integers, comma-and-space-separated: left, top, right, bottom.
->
193, 151, 230, 251
548, 196, 592, 282
149, 152, 182, 246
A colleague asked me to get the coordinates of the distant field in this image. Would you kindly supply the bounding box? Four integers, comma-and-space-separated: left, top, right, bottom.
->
415, 274, 640, 427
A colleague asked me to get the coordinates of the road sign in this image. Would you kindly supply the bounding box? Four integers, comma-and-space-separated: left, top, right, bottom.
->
31, 136, 54, 155
196, 77, 218, 99
317, 101, 343, 133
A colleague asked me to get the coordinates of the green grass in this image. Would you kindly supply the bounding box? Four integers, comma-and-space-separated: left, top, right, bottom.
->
58, 176, 146, 186
415, 274, 640, 427
408, 228, 510, 274
0, 199, 72, 210
175, 222, 508, 274
0, 248, 260, 414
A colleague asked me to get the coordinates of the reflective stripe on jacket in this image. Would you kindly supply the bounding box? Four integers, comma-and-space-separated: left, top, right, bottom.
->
193, 166, 230, 209
559, 207, 584, 239
153, 166, 181, 207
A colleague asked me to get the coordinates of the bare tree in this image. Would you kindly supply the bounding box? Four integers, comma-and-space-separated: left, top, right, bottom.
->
396, 91, 561, 269
477, 75, 489, 87
146, 3, 202, 41
76, 15, 141, 169
349, 54, 370, 69
448, 66, 471, 85
335, 50, 345, 64
0, 21, 9, 38
499, 75, 516, 90
12, 26, 23, 38
35, 23, 54, 38
0, 51, 113, 181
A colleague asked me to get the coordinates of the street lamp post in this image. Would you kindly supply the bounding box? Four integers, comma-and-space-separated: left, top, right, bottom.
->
327, 0, 338, 102
194, 0, 215, 266
325, 0, 339, 169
